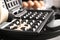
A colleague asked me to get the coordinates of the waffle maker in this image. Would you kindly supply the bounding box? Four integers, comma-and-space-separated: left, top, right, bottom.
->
0, 0, 54, 39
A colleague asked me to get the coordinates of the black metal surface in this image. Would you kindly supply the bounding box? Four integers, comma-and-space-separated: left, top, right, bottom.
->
0, 29, 60, 40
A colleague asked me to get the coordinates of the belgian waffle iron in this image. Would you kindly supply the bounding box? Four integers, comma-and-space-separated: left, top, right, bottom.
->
0, 0, 54, 39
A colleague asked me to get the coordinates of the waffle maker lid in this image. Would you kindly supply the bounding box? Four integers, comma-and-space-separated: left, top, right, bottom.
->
5, 0, 22, 10
4, 0, 22, 15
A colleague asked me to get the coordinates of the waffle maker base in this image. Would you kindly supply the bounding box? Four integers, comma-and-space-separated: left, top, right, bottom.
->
0, 10, 54, 39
